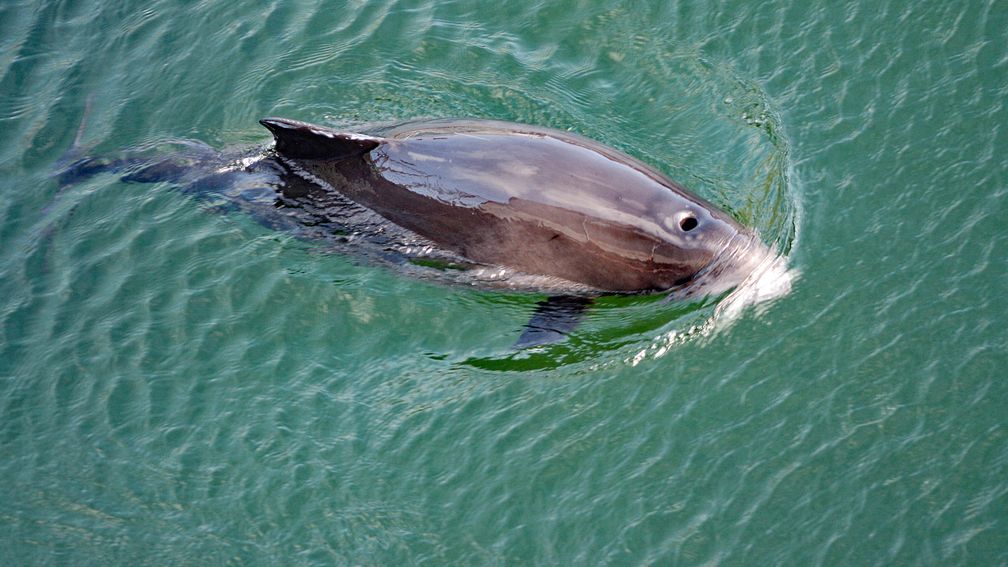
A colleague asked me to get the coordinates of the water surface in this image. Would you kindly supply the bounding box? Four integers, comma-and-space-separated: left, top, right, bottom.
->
1, 1, 1005, 564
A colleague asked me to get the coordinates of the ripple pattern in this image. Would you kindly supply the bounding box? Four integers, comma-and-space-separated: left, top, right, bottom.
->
1, 0, 1006, 565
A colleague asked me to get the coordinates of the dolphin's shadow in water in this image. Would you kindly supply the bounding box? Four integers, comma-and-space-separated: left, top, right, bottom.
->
459, 292, 723, 371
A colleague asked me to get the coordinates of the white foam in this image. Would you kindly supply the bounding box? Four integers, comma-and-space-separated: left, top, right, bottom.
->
633, 240, 798, 365
714, 252, 797, 324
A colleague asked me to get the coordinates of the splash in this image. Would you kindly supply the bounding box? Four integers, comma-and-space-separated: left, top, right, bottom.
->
714, 251, 797, 324
628, 244, 798, 366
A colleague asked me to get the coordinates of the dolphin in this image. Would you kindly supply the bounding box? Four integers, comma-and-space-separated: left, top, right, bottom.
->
58, 117, 772, 346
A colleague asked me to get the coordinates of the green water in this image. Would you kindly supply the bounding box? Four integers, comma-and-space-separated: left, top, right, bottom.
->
1, 0, 1005, 564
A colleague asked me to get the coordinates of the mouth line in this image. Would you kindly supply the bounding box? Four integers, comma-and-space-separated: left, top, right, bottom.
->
664, 231, 772, 299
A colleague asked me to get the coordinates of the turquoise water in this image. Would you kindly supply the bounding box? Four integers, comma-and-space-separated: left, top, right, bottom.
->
1, 1, 1005, 564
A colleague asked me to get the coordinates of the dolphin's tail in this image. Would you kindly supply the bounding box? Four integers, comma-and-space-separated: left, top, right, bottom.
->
54, 96, 204, 187
52, 95, 127, 186
53, 95, 100, 184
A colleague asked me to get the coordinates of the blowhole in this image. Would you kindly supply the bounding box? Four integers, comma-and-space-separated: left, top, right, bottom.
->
679, 215, 698, 232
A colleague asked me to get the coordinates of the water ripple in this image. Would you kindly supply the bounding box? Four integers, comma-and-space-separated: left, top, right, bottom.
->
1, 0, 1005, 564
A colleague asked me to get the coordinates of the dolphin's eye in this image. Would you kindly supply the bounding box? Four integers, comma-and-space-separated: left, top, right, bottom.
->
679, 214, 698, 232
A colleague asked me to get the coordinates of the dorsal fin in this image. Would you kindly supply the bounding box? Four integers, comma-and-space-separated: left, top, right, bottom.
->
259, 117, 384, 160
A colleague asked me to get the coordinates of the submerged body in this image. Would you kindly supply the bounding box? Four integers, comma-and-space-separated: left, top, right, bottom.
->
257, 117, 768, 295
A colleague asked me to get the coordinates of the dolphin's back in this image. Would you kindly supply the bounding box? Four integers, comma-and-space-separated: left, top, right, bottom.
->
264, 118, 748, 292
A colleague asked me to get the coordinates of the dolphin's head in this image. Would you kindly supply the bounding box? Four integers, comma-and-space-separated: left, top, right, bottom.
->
596, 181, 771, 294
648, 201, 774, 297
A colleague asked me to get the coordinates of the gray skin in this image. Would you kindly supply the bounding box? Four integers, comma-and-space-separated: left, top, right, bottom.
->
259, 117, 763, 294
